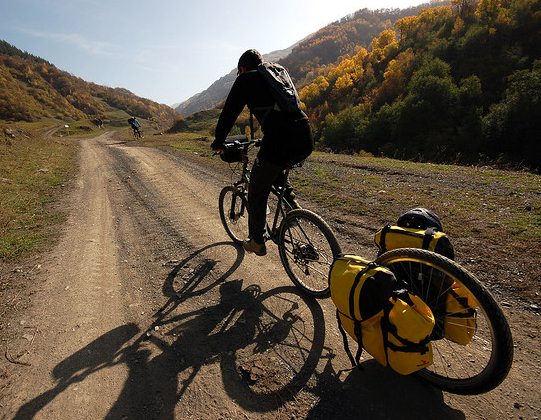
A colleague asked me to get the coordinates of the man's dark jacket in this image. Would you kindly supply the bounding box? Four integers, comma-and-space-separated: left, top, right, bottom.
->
212, 70, 313, 167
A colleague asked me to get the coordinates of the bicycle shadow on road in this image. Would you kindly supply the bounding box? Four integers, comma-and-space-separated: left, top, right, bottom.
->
150, 240, 328, 414
306, 358, 465, 419
11, 241, 328, 419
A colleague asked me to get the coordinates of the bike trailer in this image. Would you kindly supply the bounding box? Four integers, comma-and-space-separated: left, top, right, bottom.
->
329, 254, 435, 375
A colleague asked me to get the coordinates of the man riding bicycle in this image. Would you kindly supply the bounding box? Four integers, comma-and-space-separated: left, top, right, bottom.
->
211, 49, 314, 256
128, 117, 142, 137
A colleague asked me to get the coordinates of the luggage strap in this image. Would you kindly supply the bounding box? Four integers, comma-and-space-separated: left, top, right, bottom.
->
421, 227, 436, 250
336, 309, 363, 369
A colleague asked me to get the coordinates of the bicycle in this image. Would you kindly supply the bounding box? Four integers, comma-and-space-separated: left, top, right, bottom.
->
373, 247, 513, 395
132, 128, 143, 140
217, 135, 341, 297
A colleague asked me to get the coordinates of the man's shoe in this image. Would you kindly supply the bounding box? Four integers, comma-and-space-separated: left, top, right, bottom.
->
243, 239, 267, 256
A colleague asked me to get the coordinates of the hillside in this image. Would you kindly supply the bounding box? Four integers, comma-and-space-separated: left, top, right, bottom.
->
174, 3, 441, 117
299, 0, 541, 169
0, 40, 179, 125
279, 3, 447, 86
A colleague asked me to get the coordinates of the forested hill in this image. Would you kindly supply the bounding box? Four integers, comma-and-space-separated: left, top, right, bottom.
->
279, 3, 448, 87
174, 3, 442, 116
299, 0, 541, 170
0, 40, 179, 124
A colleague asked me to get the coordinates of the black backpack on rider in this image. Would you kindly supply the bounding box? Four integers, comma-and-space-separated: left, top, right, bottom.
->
257, 62, 302, 114
254, 63, 313, 167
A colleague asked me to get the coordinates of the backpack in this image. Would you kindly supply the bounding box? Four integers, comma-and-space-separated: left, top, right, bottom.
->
257, 62, 302, 114
329, 254, 435, 375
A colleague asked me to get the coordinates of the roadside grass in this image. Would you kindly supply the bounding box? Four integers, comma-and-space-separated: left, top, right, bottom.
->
292, 152, 541, 246
135, 131, 214, 157
55, 120, 104, 139
0, 122, 78, 261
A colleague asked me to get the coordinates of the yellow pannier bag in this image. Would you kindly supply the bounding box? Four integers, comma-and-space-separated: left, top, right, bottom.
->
374, 224, 455, 260
444, 282, 478, 345
336, 310, 387, 367
386, 294, 435, 375
329, 255, 435, 375
330, 255, 397, 368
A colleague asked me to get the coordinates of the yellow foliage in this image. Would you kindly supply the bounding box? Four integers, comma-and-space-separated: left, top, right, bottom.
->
300, 75, 329, 105
395, 16, 418, 40
452, 17, 466, 35
335, 74, 354, 91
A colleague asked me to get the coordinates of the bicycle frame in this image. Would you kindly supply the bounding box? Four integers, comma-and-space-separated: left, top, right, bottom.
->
226, 138, 293, 243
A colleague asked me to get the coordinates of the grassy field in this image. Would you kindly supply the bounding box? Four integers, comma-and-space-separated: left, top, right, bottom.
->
132, 133, 541, 245
0, 121, 78, 261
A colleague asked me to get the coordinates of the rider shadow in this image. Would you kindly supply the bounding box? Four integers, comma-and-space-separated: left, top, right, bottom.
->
121, 240, 326, 416
12, 323, 141, 420
11, 242, 242, 419
306, 358, 465, 420
12, 241, 327, 419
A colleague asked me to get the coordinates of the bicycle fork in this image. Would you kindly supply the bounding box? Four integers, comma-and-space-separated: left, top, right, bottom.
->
229, 184, 247, 221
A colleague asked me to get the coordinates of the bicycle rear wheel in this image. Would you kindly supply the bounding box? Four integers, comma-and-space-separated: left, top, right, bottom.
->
375, 248, 513, 395
219, 186, 248, 244
278, 209, 341, 298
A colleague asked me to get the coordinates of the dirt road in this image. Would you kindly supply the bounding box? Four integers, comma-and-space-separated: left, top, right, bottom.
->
1, 133, 539, 419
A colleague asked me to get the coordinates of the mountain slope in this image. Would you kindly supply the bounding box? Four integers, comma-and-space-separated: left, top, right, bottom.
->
300, 0, 541, 169
0, 40, 178, 124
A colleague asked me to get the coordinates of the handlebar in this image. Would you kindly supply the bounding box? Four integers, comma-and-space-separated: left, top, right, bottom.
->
224, 136, 262, 150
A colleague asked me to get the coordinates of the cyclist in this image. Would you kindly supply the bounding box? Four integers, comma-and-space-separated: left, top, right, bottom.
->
128, 117, 142, 137
211, 49, 314, 256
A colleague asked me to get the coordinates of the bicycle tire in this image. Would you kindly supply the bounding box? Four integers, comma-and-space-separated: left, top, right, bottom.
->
278, 209, 341, 298
218, 186, 248, 244
375, 248, 513, 395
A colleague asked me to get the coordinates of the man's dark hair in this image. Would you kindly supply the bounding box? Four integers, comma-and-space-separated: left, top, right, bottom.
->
238, 49, 263, 72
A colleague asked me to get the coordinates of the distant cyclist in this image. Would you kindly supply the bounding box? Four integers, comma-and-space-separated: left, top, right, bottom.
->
128, 117, 142, 138
211, 49, 314, 256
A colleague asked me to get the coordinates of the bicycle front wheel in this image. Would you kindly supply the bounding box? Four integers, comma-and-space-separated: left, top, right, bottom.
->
375, 248, 513, 395
278, 209, 341, 298
218, 186, 248, 244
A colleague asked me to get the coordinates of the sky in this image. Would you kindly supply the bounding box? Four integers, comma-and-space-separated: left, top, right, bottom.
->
0, 0, 426, 107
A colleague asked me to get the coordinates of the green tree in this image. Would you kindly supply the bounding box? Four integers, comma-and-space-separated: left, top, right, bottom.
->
483, 62, 541, 168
